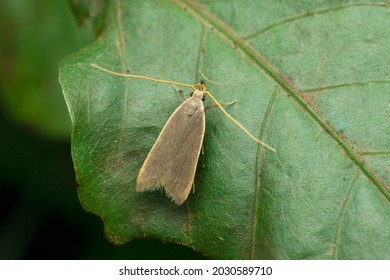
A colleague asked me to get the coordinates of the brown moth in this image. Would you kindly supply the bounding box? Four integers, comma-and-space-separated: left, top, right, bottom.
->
136, 84, 206, 205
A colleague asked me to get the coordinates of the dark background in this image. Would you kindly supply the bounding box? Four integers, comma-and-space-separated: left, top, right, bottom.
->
0, 0, 204, 260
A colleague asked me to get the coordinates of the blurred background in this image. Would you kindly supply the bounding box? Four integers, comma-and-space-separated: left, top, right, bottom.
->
0, 0, 204, 259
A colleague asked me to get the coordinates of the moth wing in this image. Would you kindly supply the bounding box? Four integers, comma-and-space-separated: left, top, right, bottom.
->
136, 98, 205, 205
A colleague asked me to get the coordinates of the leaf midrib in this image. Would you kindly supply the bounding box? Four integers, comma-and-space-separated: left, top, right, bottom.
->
179, 0, 389, 195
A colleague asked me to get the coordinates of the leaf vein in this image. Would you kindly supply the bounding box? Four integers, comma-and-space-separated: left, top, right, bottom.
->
330, 170, 360, 259
251, 88, 279, 259
304, 80, 390, 93
245, 2, 389, 40
113, 0, 130, 165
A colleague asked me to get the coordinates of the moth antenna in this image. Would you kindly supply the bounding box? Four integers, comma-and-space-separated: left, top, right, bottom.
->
91, 64, 196, 89
205, 90, 276, 152
199, 71, 223, 85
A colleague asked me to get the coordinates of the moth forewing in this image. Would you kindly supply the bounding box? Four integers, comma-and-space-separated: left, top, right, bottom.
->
136, 89, 205, 205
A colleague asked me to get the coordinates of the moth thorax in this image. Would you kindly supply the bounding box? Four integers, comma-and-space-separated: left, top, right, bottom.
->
192, 89, 204, 100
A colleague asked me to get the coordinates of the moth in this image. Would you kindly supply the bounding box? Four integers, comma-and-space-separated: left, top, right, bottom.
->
136, 82, 207, 205
91, 64, 276, 205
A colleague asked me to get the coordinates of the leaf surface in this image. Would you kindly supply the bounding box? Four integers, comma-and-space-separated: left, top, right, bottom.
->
59, 0, 390, 259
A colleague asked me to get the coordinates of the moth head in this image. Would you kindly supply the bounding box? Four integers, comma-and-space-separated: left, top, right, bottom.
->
189, 80, 206, 101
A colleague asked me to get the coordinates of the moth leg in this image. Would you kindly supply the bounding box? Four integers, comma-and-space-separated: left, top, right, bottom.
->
192, 181, 195, 194
205, 100, 237, 111
172, 85, 186, 101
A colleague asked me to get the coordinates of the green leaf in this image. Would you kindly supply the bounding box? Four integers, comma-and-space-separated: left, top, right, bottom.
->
59, 0, 390, 259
